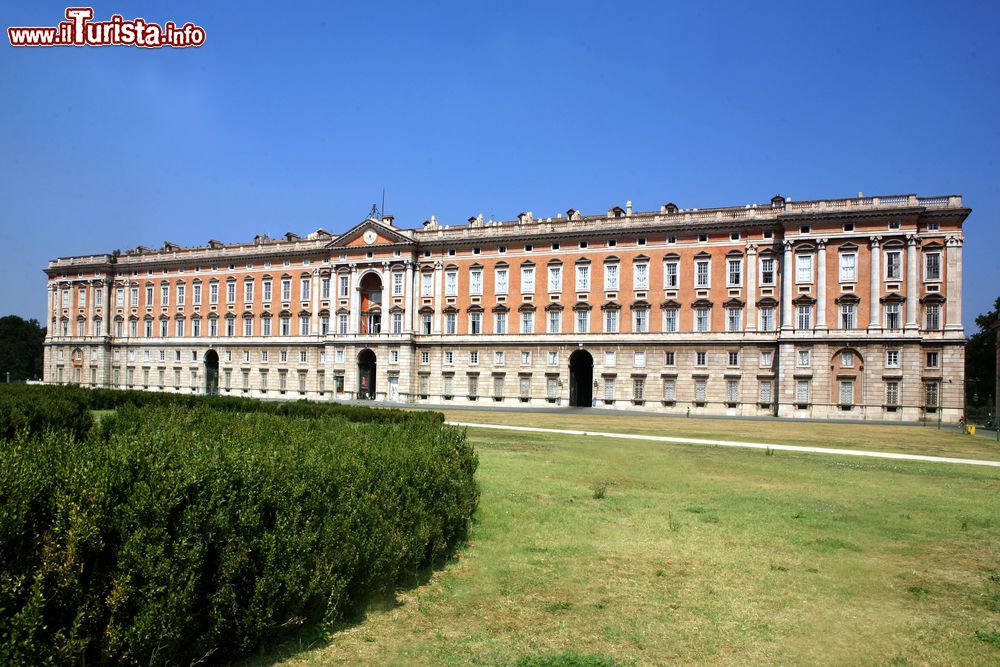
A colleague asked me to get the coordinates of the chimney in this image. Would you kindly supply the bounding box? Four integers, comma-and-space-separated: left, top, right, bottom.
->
381, 214, 395, 226
626, 200, 633, 216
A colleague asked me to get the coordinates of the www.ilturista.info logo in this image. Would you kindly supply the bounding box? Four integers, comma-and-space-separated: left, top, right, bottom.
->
8, 7, 205, 48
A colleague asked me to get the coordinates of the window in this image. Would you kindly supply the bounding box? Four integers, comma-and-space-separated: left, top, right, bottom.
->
664, 351, 675, 366
208, 318, 218, 337
796, 380, 810, 405
421, 272, 433, 297
885, 250, 902, 280
521, 351, 531, 365
320, 315, 329, 335
548, 310, 561, 333
280, 316, 290, 336
604, 378, 616, 402
604, 309, 619, 333
468, 376, 479, 399
840, 304, 856, 329
244, 318, 254, 336
885, 303, 901, 330
495, 268, 508, 295
520, 377, 531, 400
759, 381, 773, 404
321, 277, 330, 300
728, 351, 739, 366
633, 263, 649, 290
521, 310, 534, 333
727, 259, 742, 286
547, 266, 562, 292
470, 351, 479, 364
444, 351, 454, 365
145, 285, 153, 305
445, 271, 458, 296
797, 349, 811, 366
469, 312, 482, 335
726, 308, 742, 332
575, 309, 589, 334
759, 307, 775, 332
244, 281, 254, 303
886, 382, 899, 407
421, 313, 432, 334
633, 378, 645, 401
339, 275, 350, 298
280, 350, 288, 363
664, 261, 678, 288
548, 351, 558, 365
796, 254, 813, 283
605, 351, 616, 366
443, 376, 453, 399
726, 380, 739, 404
131, 285, 140, 306
391, 311, 402, 334
695, 307, 710, 332
420, 351, 430, 363
176, 285, 185, 305
839, 253, 856, 282
576, 265, 590, 292
760, 256, 775, 285
160, 285, 170, 306
445, 313, 457, 334
635, 351, 645, 367
664, 308, 678, 332
95, 288, 103, 306
494, 351, 505, 366
926, 351, 939, 368
696, 351, 707, 366
470, 269, 483, 295
392, 272, 404, 296
262, 280, 272, 302
546, 377, 559, 400
760, 351, 773, 366
299, 350, 307, 363
695, 379, 707, 402
695, 260, 710, 287
634, 309, 648, 333
495, 311, 508, 334
925, 304, 941, 329
924, 382, 939, 408
796, 305, 812, 330
116, 287, 124, 307
605, 263, 619, 290
886, 350, 899, 367
607, 239, 617, 247
842, 350, 855, 367
225, 282, 235, 304
337, 313, 348, 334
663, 378, 676, 401
210, 283, 220, 304
924, 252, 941, 281
521, 266, 535, 293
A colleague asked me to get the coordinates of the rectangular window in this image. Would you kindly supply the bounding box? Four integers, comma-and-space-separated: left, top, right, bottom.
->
280, 279, 291, 301
663, 261, 678, 288
468, 376, 478, 398
839, 381, 854, 406
321, 277, 330, 300
521, 266, 535, 292
208, 318, 218, 337
227, 282, 236, 304
664, 309, 678, 332
521, 351, 531, 365
663, 378, 676, 401
192, 318, 201, 337
131, 285, 140, 306
160, 285, 169, 306
520, 310, 534, 334
494, 351, 505, 366
339, 275, 350, 298
695, 307, 710, 332
95, 288, 103, 306
520, 377, 531, 400
604, 309, 619, 333
796, 380, 810, 405
696, 260, 710, 287
796, 305, 812, 330
262, 318, 273, 336
839, 253, 857, 282
664, 351, 675, 366
797, 349, 810, 366
924, 382, 939, 408
886, 349, 899, 367
392, 311, 403, 334
421, 272, 433, 297
469, 312, 482, 335
760, 257, 775, 285
280, 317, 290, 336
924, 252, 941, 281
495, 311, 508, 334
262, 281, 272, 302
633, 263, 649, 290
547, 377, 558, 400
605, 350, 616, 366
926, 351, 939, 368
495, 268, 509, 295
420, 351, 429, 364
925, 304, 940, 330
244, 318, 253, 336
759, 381, 772, 403
576, 309, 589, 334
244, 281, 254, 303
633, 378, 645, 401
337, 314, 348, 334
886, 381, 899, 406
469, 351, 479, 365
796, 254, 813, 283
445, 271, 458, 296
444, 351, 454, 365
210, 283, 219, 304
604, 378, 615, 401
576, 265, 590, 292
840, 304, 856, 329
695, 379, 707, 402
547, 266, 562, 292
885, 303, 901, 330
548, 351, 558, 365
116, 287, 124, 307
885, 250, 902, 280
299, 315, 310, 335
605, 263, 619, 290
421, 314, 432, 334
548, 310, 561, 334
727, 259, 742, 286
393, 272, 404, 296
759, 307, 775, 332
728, 351, 739, 366
470, 270, 483, 295
145, 285, 153, 305
696, 351, 707, 366
726, 379, 739, 404
726, 308, 742, 332
445, 313, 457, 335
634, 309, 648, 333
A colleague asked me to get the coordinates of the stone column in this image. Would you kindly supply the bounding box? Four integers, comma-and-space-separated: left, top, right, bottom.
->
310, 268, 320, 335
348, 264, 360, 335
945, 236, 963, 332
433, 261, 443, 334
781, 240, 793, 330
816, 238, 828, 330
868, 236, 882, 330
905, 235, 919, 330
380, 262, 392, 336
403, 261, 415, 334
745, 243, 758, 331
46, 284, 54, 337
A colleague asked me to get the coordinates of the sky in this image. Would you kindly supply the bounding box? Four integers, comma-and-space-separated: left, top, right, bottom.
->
1, 0, 998, 329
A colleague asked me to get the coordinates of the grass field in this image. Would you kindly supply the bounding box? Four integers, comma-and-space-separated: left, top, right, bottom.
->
264, 413, 1000, 666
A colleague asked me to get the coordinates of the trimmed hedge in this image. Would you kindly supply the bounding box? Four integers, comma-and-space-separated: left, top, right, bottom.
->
0, 404, 477, 665
0, 383, 93, 440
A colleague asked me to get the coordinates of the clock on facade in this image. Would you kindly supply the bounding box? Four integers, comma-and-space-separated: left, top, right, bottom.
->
363, 230, 377, 244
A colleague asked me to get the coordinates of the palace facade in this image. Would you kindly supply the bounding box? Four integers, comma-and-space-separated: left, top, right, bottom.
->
44, 192, 969, 421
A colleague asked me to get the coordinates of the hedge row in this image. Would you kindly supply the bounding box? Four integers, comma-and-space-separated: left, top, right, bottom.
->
0, 405, 477, 665
0, 383, 93, 440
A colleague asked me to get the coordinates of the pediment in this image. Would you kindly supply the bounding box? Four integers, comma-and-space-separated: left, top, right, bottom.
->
327, 218, 414, 248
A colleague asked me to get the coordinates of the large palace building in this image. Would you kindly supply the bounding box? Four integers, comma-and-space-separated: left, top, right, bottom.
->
43, 192, 969, 421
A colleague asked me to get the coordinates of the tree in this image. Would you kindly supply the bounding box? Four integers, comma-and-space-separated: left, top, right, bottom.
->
0, 315, 46, 382
965, 296, 1000, 409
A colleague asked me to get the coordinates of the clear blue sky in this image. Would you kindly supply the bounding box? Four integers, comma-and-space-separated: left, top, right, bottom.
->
1, 1, 998, 329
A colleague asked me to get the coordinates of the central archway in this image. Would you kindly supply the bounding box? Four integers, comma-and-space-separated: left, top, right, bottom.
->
204, 349, 219, 395
569, 349, 594, 407
358, 272, 382, 335
357, 348, 376, 400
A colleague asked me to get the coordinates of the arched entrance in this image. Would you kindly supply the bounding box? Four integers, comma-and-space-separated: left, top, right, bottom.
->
204, 349, 219, 395
569, 349, 594, 407
358, 348, 376, 399
359, 272, 382, 335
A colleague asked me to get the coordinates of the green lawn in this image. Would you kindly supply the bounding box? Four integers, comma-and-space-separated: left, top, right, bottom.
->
265, 415, 1000, 666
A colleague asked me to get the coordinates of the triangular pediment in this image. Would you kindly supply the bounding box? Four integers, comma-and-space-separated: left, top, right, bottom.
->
327, 218, 414, 248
